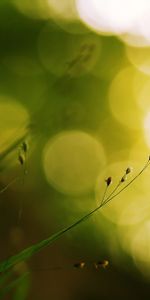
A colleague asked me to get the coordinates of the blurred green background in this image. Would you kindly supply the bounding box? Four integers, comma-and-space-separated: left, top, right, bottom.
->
1, 0, 150, 299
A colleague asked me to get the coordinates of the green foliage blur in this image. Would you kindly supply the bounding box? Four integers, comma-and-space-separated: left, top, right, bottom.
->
0, 1, 150, 299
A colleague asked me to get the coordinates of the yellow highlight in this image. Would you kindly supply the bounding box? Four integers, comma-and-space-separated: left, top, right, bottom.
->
43, 130, 106, 195
129, 139, 149, 165
109, 67, 142, 130
0, 97, 29, 153
13, 0, 85, 34
126, 46, 150, 75
132, 221, 150, 262
13, 0, 52, 20
131, 221, 150, 277
118, 221, 150, 278
119, 32, 150, 47
47, 0, 77, 21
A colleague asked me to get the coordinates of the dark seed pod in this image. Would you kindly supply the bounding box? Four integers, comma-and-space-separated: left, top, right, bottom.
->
121, 175, 127, 183
22, 141, 28, 153
74, 262, 85, 269
94, 260, 109, 269
18, 154, 24, 165
126, 167, 132, 174
105, 177, 112, 186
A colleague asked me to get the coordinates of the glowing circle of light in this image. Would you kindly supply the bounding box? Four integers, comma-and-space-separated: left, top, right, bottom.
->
13, 0, 52, 19
135, 78, 150, 120
46, 0, 87, 34
131, 221, 150, 277
129, 139, 150, 168
47, 0, 77, 21
119, 32, 150, 48
118, 11, 150, 47
108, 67, 142, 130
76, 0, 150, 35
126, 46, 150, 75
43, 131, 106, 196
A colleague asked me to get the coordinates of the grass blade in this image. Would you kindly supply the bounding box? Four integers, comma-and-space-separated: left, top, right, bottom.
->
0, 160, 149, 274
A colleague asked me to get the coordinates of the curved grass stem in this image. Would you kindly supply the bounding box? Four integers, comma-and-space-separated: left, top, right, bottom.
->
102, 160, 150, 207
100, 185, 108, 205
0, 177, 19, 195
102, 181, 121, 206
0, 159, 149, 274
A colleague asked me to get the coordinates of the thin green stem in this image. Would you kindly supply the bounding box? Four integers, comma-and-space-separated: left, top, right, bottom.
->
0, 159, 149, 274
100, 185, 108, 206
102, 160, 150, 207
102, 181, 121, 206
18, 164, 27, 225
0, 134, 28, 164
0, 177, 19, 196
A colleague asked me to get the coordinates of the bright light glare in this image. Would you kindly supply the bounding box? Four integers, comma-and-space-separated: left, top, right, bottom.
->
76, 0, 150, 35
119, 17, 150, 47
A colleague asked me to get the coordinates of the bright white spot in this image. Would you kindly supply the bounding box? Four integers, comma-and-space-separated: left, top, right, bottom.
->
76, 0, 150, 35
119, 32, 150, 48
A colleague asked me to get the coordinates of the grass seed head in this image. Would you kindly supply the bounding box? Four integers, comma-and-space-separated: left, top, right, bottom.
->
74, 261, 85, 269
126, 167, 132, 174
94, 260, 109, 269
105, 177, 112, 186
